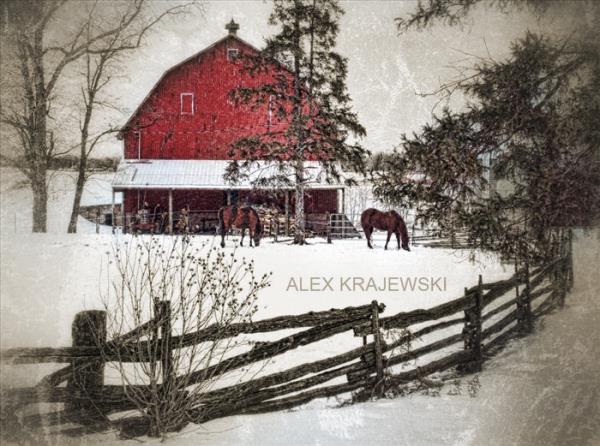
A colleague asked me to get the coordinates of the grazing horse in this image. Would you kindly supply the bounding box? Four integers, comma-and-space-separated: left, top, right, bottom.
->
361, 208, 410, 251
218, 205, 263, 248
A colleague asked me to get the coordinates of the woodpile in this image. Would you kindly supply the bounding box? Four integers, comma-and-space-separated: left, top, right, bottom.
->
256, 206, 294, 238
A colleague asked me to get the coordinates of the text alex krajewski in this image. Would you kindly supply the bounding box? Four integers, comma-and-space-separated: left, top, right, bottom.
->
285, 276, 447, 293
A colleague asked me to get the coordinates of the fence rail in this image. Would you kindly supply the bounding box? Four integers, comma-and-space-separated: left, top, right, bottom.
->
0, 232, 574, 434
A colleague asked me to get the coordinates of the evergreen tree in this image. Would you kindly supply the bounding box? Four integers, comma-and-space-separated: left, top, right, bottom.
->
226, 0, 367, 244
373, 32, 600, 260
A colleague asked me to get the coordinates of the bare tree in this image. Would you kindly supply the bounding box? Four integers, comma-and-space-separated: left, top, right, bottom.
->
0, 0, 196, 232
101, 237, 270, 437
344, 184, 372, 225
67, 1, 200, 233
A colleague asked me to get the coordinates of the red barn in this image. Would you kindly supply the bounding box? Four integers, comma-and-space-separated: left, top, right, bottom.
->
112, 20, 347, 233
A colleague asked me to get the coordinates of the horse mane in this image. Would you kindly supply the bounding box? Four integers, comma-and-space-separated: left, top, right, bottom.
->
389, 210, 409, 246
394, 211, 410, 247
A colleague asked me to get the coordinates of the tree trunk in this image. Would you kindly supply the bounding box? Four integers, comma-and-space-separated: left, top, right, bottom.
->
31, 173, 48, 233
30, 21, 49, 234
68, 160, 87, 233
292, 11, 305, 246
294, 158, 305, 245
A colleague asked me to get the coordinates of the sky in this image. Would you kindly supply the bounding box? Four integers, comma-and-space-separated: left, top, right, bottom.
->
2, 0, 587, 157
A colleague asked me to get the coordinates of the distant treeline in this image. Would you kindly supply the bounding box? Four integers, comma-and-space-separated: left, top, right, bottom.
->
47, 156, 120, 171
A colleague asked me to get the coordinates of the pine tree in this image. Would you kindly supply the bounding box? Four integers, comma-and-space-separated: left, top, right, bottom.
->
226, 0, 367, 244
377, 1, 600, 259
373, 33, 600, 260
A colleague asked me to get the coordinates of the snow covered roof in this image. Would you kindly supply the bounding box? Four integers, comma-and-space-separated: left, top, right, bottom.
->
111, 159, 345, 190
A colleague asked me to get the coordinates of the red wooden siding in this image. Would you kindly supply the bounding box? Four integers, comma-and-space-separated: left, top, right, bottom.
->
122, 35, 292, 160
120, 28, 342, 220
304, 190, 338, 213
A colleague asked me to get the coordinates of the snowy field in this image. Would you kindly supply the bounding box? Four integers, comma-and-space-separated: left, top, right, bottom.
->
0, 168, 511, 353
1, 169, 598, 445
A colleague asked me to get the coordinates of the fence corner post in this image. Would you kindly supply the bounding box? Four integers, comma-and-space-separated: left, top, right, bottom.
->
371, 300, 384, 393
66, 310, 107, 418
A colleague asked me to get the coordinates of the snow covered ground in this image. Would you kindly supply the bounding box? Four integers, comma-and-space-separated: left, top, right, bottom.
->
0, 169, 510, 352
1, 169, 599, 445
0, 168, 118, 235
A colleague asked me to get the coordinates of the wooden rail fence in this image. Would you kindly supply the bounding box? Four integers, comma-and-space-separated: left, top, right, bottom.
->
0, 233, 574, 434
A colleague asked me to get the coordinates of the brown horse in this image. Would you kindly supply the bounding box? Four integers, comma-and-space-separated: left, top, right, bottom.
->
218, 205, 263, 248
361, 208, 410, 251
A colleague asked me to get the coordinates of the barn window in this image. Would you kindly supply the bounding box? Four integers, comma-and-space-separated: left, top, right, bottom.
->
227, 48, 239, 61
180, 93, 194, 114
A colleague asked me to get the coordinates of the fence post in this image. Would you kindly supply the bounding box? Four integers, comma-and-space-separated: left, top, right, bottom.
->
155, 301, 174, 397
371, 300, 384, 391
326, 213, 332, 244
461, 286, 469, 351
524, 256, 533, 328
474, 276, 483, 368
517, 256, 533, 333
461, 276, 483, 373
66, 310, 107, 418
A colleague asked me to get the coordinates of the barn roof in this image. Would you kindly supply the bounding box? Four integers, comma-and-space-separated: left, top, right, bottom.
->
111, 159, 345, 190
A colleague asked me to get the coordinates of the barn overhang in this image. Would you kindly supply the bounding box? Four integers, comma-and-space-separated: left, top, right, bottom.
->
111, 159, 349, 191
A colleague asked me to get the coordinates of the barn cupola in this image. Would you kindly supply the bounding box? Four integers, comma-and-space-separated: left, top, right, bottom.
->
225, 19, 239, 36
